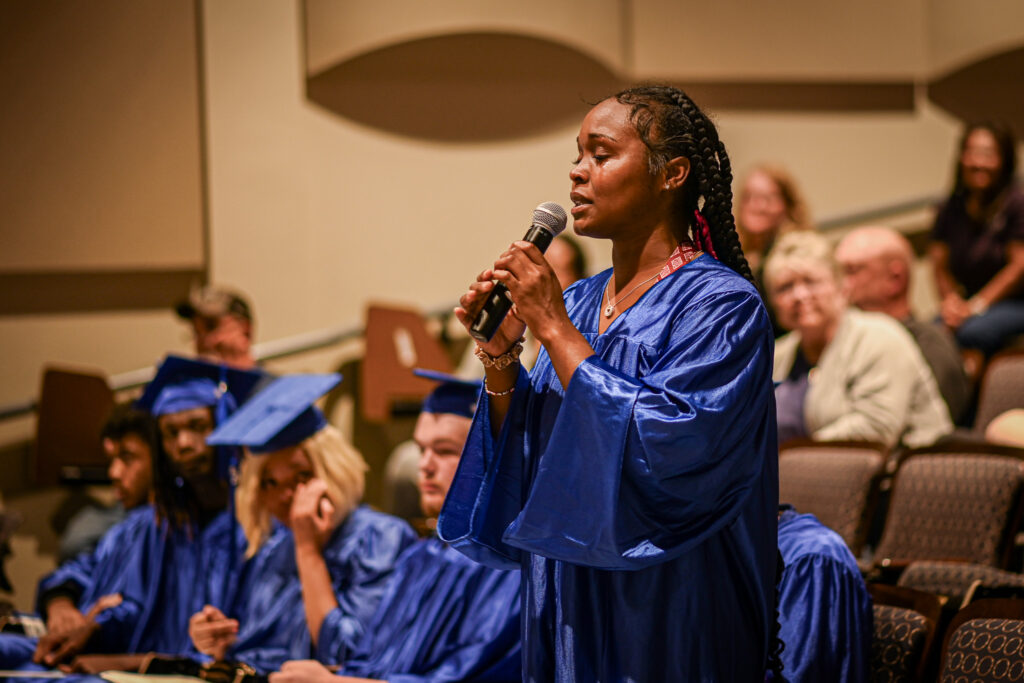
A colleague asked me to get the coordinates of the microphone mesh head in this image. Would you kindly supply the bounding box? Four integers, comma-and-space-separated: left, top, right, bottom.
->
532, 202, 568, 236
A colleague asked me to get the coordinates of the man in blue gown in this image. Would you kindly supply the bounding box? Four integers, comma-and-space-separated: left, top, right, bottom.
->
269, 373, 522, 683
439, 258, 779, 681
777, 505, 872, 683
0, 405, 158, 670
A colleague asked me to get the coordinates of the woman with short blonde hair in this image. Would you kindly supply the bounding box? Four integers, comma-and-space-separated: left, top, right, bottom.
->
187, 375, 416, 674
236, 424, 365, 559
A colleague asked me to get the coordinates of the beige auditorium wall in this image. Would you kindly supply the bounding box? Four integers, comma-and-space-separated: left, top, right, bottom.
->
202, 0, 959, 348
636, 0, 928, 79
0, 0, 976, 423
928, 0, 1024, 75
0, 0, 203, 414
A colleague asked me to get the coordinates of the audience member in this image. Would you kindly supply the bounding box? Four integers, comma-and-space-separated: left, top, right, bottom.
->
929, 121, 1024, 357
545, 233, 588, 291
269, 373, 521, 683
176, 285, 257, 370
187, 375, 415, 673
736, 164, 813, 286
766, 231, 952, 448
777, 505, 872, 683
56, 404, 158, 562
836, 226, 972, 423
0, 406, 159, 671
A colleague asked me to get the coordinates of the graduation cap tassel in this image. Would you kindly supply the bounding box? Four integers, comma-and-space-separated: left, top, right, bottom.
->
215, 365, 241, 613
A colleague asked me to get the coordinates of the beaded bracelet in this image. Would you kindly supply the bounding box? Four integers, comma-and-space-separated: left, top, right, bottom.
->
483, 381, 515, 397
474, 337, 526, 371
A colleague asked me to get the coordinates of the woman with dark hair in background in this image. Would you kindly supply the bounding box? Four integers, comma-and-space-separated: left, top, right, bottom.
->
929, 121, 1024, 357
441, 85, 779, 681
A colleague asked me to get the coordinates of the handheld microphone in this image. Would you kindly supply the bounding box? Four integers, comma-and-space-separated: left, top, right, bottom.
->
469, 202, 568, 343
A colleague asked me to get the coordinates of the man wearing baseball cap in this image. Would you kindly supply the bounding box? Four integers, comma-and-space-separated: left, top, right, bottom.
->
176, 285, 256, 370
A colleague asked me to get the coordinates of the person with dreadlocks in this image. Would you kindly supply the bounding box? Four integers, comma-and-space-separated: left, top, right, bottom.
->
440, 85, 779, 681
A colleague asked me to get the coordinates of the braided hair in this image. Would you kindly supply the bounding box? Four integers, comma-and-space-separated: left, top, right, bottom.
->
613, 85, 756, 286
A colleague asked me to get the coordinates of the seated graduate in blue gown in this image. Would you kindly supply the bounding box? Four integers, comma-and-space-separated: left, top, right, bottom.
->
267, 372, 522, 683
32, 355, 264, 678
186, 374, 416, 673
437, 85, 780, 681
777, 505, 872, 683
0, 405, 157, 670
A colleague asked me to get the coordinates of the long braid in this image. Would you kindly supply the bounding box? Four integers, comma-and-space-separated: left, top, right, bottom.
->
614, 85, 756, 287
615, 86, 781, 680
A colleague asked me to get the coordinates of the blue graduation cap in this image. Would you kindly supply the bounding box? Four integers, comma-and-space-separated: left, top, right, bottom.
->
206, 374, 341, 454
136, 354, 264, 418
413, 369, 481, 419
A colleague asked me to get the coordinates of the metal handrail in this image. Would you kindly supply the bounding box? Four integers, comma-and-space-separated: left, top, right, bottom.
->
818, 193, 939, 232
0, 192, 943, 423
0, 308, 450, 422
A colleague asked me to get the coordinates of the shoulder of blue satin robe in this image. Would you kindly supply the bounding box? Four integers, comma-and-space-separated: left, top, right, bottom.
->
284, 505, 417, 668
777, 506, 872, 683
35, 504, 154, 615
335, 537, 522, 683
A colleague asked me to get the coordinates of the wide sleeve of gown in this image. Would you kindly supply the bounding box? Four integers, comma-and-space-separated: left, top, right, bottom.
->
438, 366, 532, 570
441, 284, 776, 571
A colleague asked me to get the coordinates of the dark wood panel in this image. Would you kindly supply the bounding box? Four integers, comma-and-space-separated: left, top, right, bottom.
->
675, 80, 916, 112
0, 269, 204, 315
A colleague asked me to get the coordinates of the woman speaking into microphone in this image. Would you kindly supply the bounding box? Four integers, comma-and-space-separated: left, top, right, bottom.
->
439, 85, 781, 681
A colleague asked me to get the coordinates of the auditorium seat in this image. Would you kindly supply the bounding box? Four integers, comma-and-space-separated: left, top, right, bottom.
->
973, 348, 1024, 436
899, 561, 1024, 608
34, 366, 114, 487
873, 452, 1024, 571
778, 439, 887, 556
868, 583, 944, 683
938, 598, 1024, 682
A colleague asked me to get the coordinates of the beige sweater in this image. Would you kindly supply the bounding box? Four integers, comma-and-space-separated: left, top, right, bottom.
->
773, 308, 953, 449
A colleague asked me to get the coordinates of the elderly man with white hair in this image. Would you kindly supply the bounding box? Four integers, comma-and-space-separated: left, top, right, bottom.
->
834, 226, 971, 423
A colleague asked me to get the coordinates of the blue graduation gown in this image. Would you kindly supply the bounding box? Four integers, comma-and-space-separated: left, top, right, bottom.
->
119, 509, 240, 655
321, 537, 522, 683
204, 506, 416, 673
439, 256, 779, 682
777, 506, 872, 683
0, 505, 153, 669
0, 511, 240, 681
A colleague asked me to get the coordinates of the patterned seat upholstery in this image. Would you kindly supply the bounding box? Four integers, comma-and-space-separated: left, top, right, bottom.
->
778, 440, 885, 555
871, 604, 931, 683
974, 350, 1024, 434
874, 454, 1024, 568
899, 561, 1024, 605
939, 600, 1024, 683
